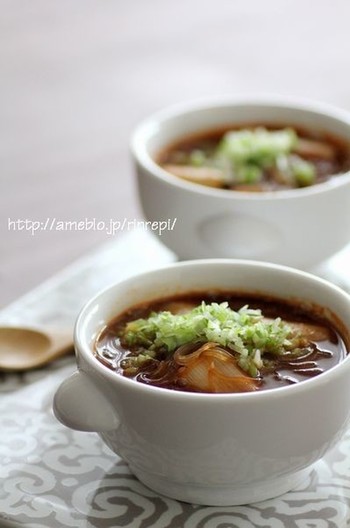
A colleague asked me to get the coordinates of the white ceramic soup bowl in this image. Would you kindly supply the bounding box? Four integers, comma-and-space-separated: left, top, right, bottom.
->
53, 259, 350, 506
131, 96, 350, 269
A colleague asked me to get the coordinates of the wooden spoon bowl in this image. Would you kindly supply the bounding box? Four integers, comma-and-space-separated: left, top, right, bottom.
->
0, 326, 74, 371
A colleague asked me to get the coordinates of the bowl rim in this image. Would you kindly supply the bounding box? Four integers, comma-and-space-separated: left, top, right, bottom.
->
131, 94, 350, 201
74, 258, 350, 404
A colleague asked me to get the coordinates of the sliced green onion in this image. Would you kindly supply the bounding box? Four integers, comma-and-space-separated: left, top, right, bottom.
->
189, 149, 206, 167
120, 302, 301, 377
290, 156, 316, 186
235, 164, 263, 184
217, 127, 297, 167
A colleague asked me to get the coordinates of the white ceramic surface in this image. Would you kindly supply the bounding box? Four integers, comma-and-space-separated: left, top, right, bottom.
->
131, 96, 350, 269
53, 259, 350, 506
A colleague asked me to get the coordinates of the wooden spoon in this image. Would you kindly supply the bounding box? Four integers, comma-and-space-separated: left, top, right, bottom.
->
0, 326, 74, 371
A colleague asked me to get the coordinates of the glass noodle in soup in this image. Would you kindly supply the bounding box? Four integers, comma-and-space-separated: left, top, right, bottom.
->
156, 125, 350, 192
95, 292, 348, 393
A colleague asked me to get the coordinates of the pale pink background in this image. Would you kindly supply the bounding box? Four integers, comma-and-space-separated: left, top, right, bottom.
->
1, 0, 350, 308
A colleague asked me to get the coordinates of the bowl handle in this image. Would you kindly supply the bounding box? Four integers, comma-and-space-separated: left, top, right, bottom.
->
53, 370, 119, 432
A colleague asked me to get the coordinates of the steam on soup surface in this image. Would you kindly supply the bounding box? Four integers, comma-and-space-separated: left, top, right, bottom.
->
157, 125, 350, 192
95, 292, 347, 393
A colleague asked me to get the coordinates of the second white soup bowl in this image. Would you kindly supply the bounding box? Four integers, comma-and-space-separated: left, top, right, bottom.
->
131, 96, 350, 269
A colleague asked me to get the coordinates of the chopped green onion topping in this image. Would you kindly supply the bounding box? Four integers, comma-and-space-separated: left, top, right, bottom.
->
290, 156, 316, 186
120, 302, 302, 377
235, 164, 263, 184
189, 149, 206, 167
217, 128, 297, 167
177, 127, 321, 188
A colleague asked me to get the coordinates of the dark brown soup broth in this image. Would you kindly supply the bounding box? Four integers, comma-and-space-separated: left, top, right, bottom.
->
157, 124, 350, 192
95, 292, 347, 393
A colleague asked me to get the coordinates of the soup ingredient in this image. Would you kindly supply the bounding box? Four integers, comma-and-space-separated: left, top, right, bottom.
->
159, 125, 348, 191
295, 137, 336, 159
263, 318, 330, 342
161, 165, 225, 188
217, 128, 300, 179
96, 294, 345, 394
122, 302, 301, 377
174, 342, 260, 392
